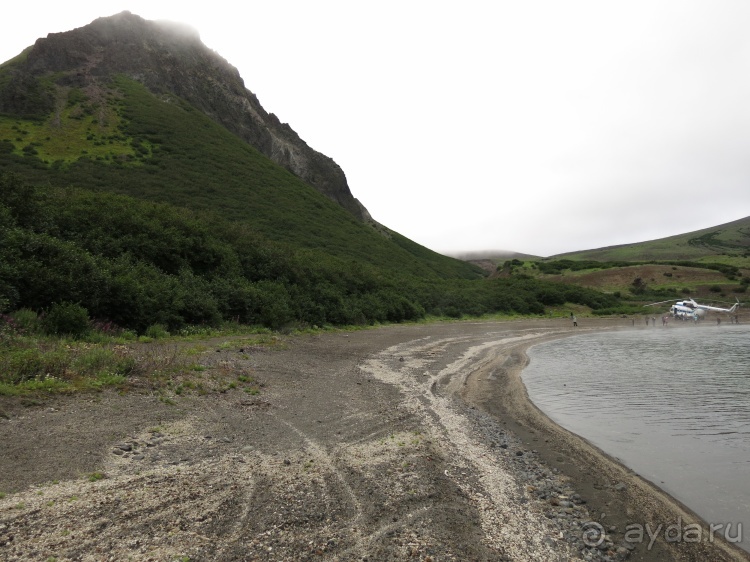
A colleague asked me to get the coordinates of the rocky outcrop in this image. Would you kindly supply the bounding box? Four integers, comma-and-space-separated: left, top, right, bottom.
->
2, 11, 369, 220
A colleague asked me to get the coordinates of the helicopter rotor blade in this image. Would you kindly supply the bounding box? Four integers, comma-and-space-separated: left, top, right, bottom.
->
643, 299, 679, 307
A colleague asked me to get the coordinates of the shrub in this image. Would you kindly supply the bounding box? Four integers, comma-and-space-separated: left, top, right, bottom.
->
10, 309, 40, 334
0, 348, 68, 384
0, 313, 23, 343
631, 278, 648, 295
145, 324, 169, 339
72, 348, 118, 376
41, 302, 90, 338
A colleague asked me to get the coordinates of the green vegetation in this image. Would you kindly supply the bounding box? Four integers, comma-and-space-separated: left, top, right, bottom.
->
0, 76, 481, 281
554, 217, 750, 261
0, 71, 632, 394
0, 307, 281, 396
88, 472, 105, 482
0, 172, 618, 335
0, 310, 138, 395
493, 257, 748, 314
535, 259, 740, 279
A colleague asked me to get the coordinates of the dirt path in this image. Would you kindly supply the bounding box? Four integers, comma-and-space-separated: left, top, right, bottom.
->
1, 319, 748, 561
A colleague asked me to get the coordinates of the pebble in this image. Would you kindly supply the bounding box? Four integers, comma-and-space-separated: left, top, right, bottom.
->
464, 406, 629, 561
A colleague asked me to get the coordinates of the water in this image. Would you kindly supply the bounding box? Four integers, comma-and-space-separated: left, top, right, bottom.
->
522, 324, 750, 551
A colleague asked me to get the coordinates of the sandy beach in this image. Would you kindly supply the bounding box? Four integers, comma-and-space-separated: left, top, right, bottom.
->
1, 318, 748, 561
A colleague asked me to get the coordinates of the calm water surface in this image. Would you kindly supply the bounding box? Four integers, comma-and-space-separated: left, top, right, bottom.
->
522, 324, 750, 551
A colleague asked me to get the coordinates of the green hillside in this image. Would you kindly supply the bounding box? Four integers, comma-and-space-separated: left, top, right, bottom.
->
0, 172, 619, 332
553, 216, 750, 262
0, 75, 480, 281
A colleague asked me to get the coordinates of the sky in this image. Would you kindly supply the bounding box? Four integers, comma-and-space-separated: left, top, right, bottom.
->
3, 1, 750, 257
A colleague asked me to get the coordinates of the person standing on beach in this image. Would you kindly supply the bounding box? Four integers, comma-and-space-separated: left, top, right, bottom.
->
572, 315, 578, 327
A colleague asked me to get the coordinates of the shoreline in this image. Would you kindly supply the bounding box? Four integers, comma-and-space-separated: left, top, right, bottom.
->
1, 317, 749, 560
460, 319, 750, 562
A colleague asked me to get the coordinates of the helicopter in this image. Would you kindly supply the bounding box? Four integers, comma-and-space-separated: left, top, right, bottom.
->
644, 297, 740, 321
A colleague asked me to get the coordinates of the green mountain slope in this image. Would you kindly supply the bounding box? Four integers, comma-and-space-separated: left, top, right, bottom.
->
0, 76, 481, 281
0, 172, 618, 331
490, 217, 750, 304
553, 216, 750, 262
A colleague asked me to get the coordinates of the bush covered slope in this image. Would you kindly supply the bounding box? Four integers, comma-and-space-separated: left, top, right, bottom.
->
0, 173, 617, 332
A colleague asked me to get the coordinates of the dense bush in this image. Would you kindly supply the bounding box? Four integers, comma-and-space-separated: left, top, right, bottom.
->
41, 302, 90, 338
0, 174, 621, 332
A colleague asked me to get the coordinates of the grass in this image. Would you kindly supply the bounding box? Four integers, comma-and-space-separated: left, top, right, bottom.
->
0, 318, 283, 397
87, 472, 105, 482
0, 98, 134, 164
0, 336, 137, 395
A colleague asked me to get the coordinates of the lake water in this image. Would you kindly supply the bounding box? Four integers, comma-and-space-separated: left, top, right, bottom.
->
522, 324, 750, 552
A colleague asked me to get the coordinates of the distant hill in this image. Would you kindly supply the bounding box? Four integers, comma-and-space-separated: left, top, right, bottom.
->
551, 216, 750, 262
449, 250, 542, 276
450, 250, 541, 261
445, 218, 750, 305
482, 217, 750, 304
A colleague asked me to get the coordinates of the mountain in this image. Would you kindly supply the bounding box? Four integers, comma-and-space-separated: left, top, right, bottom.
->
0, 12, 485, 280
0, 13, 620, 331
551, 215, 750, 261
0, 11, 367, 220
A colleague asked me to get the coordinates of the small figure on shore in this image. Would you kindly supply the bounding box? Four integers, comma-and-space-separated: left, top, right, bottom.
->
651, 317, 656, 326
571, 314, 578, 327
717, 317, 721, 326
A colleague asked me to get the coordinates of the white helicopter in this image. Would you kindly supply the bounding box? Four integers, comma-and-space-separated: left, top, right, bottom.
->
645, 297, 741, 321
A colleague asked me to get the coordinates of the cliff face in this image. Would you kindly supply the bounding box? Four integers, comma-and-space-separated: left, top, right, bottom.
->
1, 11, 370, 220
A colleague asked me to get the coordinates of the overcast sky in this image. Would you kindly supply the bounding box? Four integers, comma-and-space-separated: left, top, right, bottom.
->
3, 1, 750, 257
